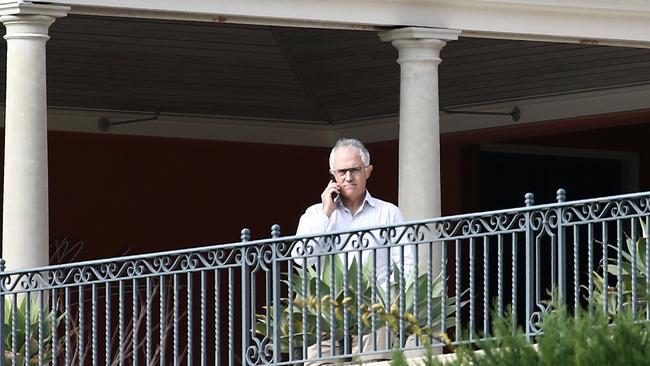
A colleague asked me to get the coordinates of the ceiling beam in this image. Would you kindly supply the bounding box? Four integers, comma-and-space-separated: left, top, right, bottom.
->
54, 0, 650, 47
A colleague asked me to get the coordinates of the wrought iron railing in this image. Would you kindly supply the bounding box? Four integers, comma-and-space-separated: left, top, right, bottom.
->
0, 190, 649, 365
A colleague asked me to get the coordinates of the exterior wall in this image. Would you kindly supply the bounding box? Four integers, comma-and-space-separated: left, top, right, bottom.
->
446, 110, 650, 209
0, 116, 646, 262
46, 132, 329, 261
43, 133, 403, 261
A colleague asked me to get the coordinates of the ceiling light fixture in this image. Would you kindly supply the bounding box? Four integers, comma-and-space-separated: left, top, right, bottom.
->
441, 106, 521, 122
97, 106, 161, 132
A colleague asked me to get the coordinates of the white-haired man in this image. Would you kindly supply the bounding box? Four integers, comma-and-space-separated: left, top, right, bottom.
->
295, 138, 414, 363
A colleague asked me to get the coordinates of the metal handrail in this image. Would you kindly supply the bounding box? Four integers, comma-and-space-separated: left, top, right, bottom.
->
0, 189, 648, 365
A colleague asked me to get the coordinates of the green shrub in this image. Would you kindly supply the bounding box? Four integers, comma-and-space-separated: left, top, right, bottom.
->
391, 305, 650, 366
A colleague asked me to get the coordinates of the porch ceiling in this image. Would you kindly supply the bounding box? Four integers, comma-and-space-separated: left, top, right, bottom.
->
4, 15, 650, 125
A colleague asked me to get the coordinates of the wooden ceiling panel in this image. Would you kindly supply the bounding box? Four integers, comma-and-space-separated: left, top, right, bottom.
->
45, 16, 318, 119
0, 15, 646, 123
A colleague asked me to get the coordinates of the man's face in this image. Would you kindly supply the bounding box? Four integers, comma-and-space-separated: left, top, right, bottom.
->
330, 146, 373, 203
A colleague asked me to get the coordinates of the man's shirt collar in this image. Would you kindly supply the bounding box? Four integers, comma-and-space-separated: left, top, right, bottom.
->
364, 191, 378, 208
337, 190, 376, 212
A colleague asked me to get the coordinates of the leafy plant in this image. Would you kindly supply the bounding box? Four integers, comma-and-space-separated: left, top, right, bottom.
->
391, 303, 650, 366
3, 296, 65, 365
589, 219, 649, 317
256, 255, 461, 353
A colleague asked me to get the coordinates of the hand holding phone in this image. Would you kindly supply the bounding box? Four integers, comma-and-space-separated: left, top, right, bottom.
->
329, 174, 339, 200
322, 176, 339, 218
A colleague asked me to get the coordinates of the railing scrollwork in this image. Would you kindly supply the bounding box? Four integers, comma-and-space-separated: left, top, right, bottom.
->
0, 190, 648, 365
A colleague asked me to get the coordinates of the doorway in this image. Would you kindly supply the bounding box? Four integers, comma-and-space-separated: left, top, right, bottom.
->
479, 144, 637, 210
473, 144, 638, 330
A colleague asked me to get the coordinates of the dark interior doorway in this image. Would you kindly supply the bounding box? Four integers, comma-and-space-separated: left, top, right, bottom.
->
480, 146, 633, 210
471, 145, 636, 332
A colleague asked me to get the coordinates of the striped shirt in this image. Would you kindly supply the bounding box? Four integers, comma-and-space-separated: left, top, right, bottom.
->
294, 191, 415, 285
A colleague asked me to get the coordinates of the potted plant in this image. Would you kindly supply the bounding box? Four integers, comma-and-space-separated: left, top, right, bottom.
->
256, 254, 461, 356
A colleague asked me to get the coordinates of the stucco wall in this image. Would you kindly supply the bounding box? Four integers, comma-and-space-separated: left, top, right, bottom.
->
0, 118, 646, 262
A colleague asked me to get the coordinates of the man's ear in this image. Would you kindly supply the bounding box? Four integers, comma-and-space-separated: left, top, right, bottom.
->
365, 165, 373, 179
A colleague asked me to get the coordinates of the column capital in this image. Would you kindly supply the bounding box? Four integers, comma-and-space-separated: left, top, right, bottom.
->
379, 27, 461, 43
0, 1, 69, 18
380, 27, 461, 64
0, 2, 69, 41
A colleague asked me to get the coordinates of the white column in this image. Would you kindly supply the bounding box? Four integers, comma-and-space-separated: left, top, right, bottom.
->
1, 2, 68, 270
380, 27, 461, 302
380, 27, 460, 222
380, 27, 461, 357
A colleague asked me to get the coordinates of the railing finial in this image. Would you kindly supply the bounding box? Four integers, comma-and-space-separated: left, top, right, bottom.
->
240, 228, 251, 242
271, 224, 281, 238
0, 258, 5, 272
524, 192, 535, 207
556, 188, 566, 203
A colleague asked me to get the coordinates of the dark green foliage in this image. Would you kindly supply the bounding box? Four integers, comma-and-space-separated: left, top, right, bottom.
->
391, 305, 650, 366
393, 221, 650, 365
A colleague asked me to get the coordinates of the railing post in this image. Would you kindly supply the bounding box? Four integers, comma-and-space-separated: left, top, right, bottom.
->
556, 189, 566, 303
271, 225, 282, 365
240, 228, 251, 366
0, 259, 4, 366
524, 193, 535, 340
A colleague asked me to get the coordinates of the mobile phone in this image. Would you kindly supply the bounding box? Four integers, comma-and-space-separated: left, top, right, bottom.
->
329, 174, 338, 200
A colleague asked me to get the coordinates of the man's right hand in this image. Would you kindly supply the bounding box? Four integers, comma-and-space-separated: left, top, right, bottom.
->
321, 180, 340, 218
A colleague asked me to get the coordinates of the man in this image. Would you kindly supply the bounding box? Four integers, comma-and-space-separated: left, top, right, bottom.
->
294, 138, 414, 363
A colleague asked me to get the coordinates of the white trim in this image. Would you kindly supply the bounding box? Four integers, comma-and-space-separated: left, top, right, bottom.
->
439, 83, 650, 135
9, 83, 646, 146
53, 0, 650, 47
64, 5, 380, 31
0, 2, 69, 17
378, 27, 461, 42
480, 143, 640, 193
43, 109, 336, 146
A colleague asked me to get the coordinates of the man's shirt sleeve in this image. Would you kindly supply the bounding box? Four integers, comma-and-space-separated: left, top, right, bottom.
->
292, 204, 331, 265
296, 204, 331, 236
